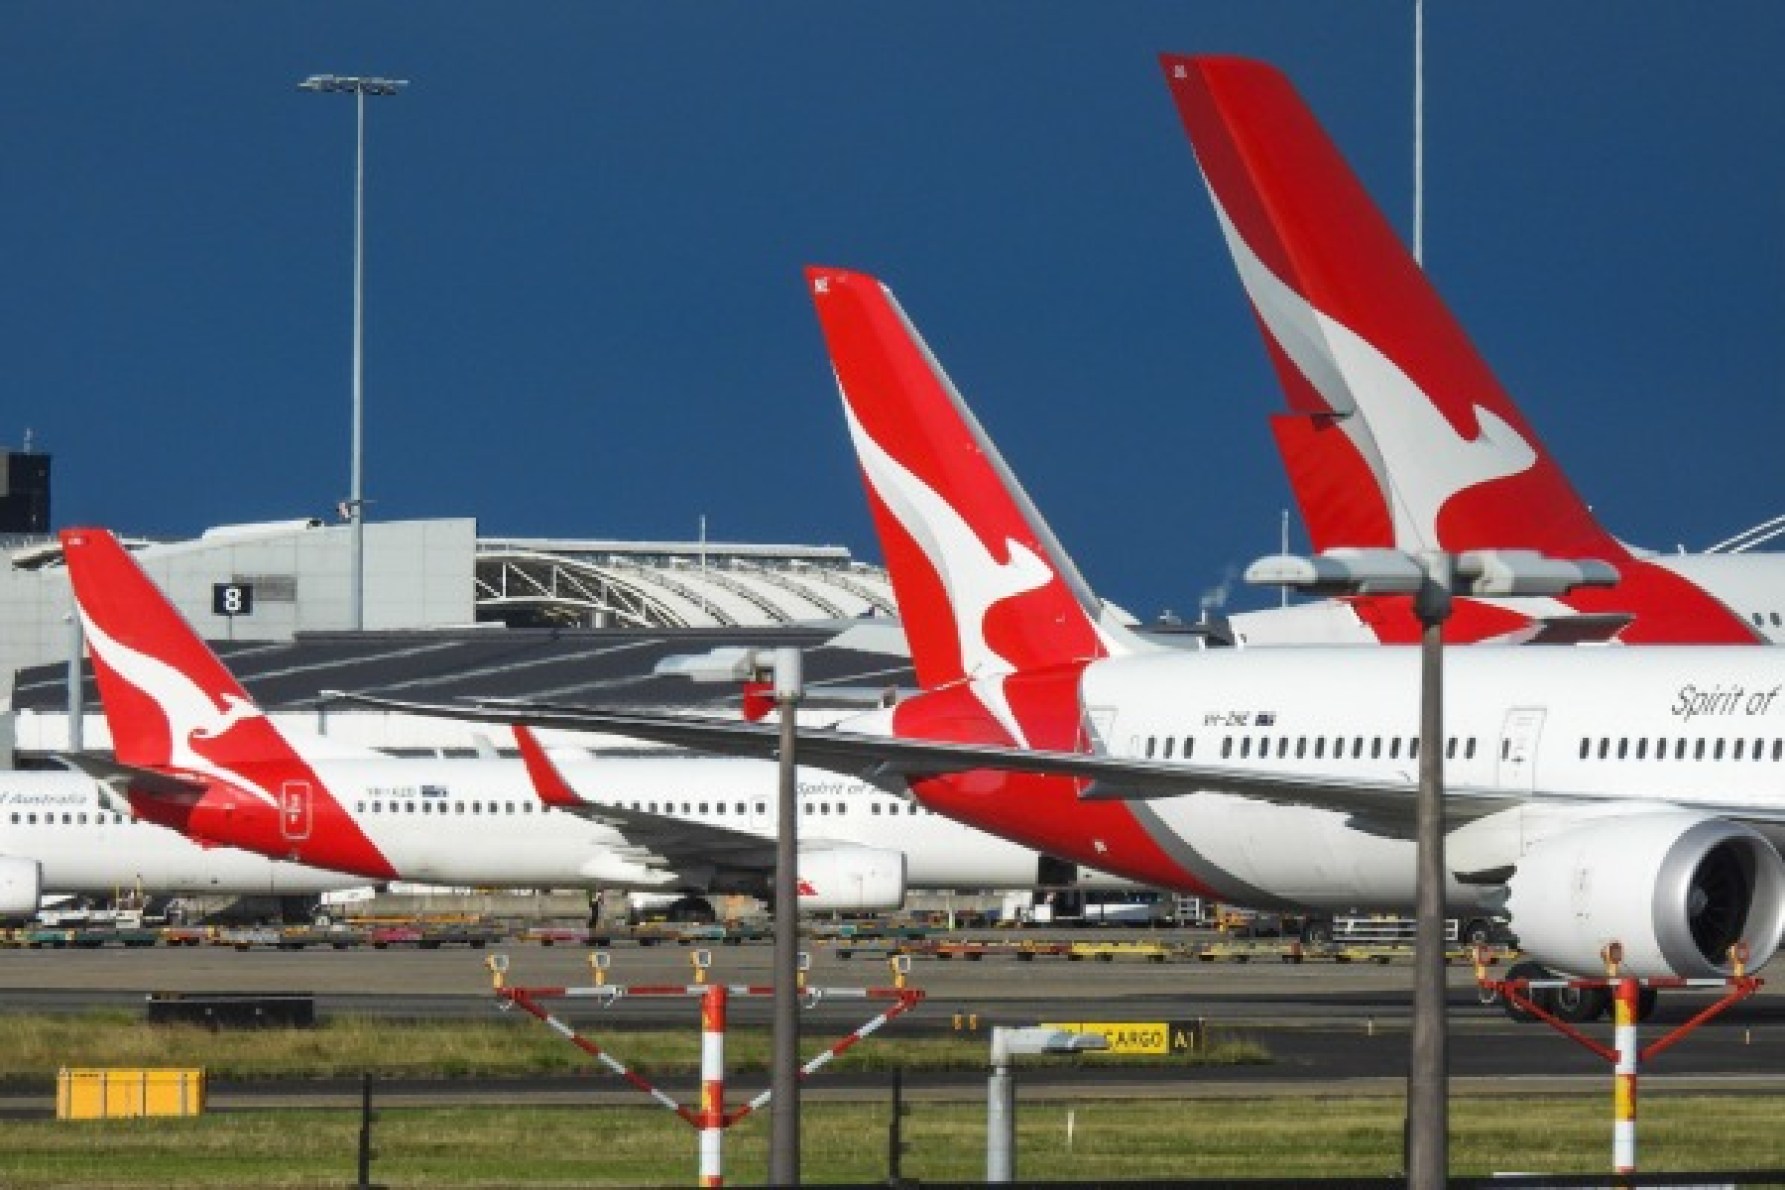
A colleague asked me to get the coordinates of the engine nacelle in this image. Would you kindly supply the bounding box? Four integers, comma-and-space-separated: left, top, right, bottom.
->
0, 856, 43, 920
1505, 811, 1785, 977
796, 845, 906, 912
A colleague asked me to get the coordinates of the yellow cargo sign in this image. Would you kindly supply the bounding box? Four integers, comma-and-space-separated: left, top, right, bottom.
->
1039, 1020, 1203, 1055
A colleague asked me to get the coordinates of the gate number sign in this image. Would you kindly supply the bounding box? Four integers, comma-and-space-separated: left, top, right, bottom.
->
213, 583, 254, 617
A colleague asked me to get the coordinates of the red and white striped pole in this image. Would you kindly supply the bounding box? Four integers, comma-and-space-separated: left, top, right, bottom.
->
1604, 943, 1637, 1176
699, 982, 728, 1188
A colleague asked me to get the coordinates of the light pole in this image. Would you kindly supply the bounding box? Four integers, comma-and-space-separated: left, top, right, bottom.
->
298, 73, 407, 631
655, 645, 805, 1185
1245, 547, 1617, 1189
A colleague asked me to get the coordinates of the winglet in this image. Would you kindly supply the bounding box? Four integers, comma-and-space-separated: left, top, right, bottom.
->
513, 725, 584, 809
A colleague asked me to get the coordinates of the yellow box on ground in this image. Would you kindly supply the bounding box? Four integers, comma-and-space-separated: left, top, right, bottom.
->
1040, 1021, 1203, 1055
56, 1068, 206, 1120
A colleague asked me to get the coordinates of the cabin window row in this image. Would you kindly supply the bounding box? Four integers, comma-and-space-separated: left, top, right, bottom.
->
1577, 736, 1785, 762
1140, 735, 1480, 762
8, 811, 126, 826
355, 801, 539, 815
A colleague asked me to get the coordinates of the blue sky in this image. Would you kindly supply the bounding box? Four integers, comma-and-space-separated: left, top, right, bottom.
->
7, 4, 1782, 620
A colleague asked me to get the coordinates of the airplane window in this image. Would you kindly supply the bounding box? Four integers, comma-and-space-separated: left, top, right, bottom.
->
1409, 739, 1419, 760
804, 804, 814, 815
715, 803, 725, 816
1145, 736, 1156, 759
407, 802, 417, 814
699, 802, 710, 815
1445, 738, 1456, 761
1774, 740, 1783, 762
872, 804, 881, 815
1276, 738, 1289, 759
1617, 739, 1628, 760
755, 803, 766, 815
1714, 740, 1726, 761
1500, 740, 1510, 761
1353, 737, 1366, 759
1295, 737, 1306, 760
356, 802, 366, 814
523, 804, 534, 813
838, 804, 848, 816
7, 813, 15, 825
456, 803, 466, 814
681, 803, 691, 815
1184, 736, 1194, 759
26, 814, 35, 825
1676, 739, 1688, 760
1598, 739, 1610, 761
1578, 739, 1589, 760
78, 813, 87, 824
1221, 738, 1233, 760
1694, 739, 1706, 761
1162, 737, 1174, 760
504, 803, 514, 814
1239, 738, 1251, 760
1754, 738, 1765, 761
1733, 739, 1746, 761
1371, 738, 1382, 760
1635, 739, 1647, 760
1755, 612, 1767, 627
1465, 739, 1477, 760
1388, 738, 1400, 761
822, 804, 832, 815
1313, 738, 1325, 760
735, 802, 745, 815
1773, 613, 1782, 627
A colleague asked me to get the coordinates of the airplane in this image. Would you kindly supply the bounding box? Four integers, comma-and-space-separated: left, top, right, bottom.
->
1158, 53, 1784, 646
59, 527, 1116, 920
348, 253, 1785, 1009
0, 769, 364, 921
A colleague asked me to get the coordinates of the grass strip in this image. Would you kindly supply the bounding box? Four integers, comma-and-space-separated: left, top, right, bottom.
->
0, 1013, 1265, 1080
1, 1095, 1782, 1186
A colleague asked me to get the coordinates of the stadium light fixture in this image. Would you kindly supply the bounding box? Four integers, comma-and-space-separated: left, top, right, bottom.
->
298, 74, 408, 631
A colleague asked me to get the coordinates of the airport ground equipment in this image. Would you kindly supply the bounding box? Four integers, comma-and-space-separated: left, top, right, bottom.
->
56, 1067, 204, 1120
985, 1027, 1109, 1183
1475, 942, 1761, 1176
483, 947, 922, 1187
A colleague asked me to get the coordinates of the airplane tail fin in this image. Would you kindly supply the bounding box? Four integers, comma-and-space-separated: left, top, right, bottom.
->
60, 528, 370, 770
806, 267, 1146, 692
1159, 54, 1611, 560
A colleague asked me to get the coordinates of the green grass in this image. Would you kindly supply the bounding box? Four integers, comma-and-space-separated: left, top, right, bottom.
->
0, 1096, 1782, 1186
0, 1013, 1265, 1080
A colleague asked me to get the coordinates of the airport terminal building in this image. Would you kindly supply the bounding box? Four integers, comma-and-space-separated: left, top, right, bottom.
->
3, 517, 905, 762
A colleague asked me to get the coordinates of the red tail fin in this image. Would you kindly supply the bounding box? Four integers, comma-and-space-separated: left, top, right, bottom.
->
1161, 54, 1606, 558
60, 528, 372, 769
1160, 55, 1759, 643
806, 267, 1144, 692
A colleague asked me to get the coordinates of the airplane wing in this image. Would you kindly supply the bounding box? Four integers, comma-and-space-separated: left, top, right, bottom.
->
332, 691, 1528, 825
509, 724, 853, 874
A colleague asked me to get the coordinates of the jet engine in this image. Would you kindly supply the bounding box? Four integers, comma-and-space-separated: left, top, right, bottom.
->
0, 856, 43, 920
1505, 811, 1785, 977
796, 845, 906, 912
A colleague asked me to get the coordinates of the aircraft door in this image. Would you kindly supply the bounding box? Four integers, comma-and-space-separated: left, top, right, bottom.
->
1083, 707, 1118, 754
1496, 709, 1546, 793
279, 781, 314, 841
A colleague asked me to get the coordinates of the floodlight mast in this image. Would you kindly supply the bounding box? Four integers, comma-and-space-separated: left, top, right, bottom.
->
1245, 547, 1617, 1190
298, 74, 408, 632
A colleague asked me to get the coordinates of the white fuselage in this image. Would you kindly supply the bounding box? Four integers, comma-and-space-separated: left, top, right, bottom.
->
0, 773, 359, 896
929, 644, 1785, 912
273, 755, 1058, 890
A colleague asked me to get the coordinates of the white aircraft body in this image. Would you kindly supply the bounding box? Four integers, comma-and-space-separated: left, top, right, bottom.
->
0, 771, 361, 916
57, 526, 1099, 916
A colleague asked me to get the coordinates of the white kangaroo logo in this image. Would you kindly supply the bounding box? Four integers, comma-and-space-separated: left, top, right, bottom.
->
839, 394, 1052, 746
1207, 190, 1538, 550
78, 607, 279, 809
